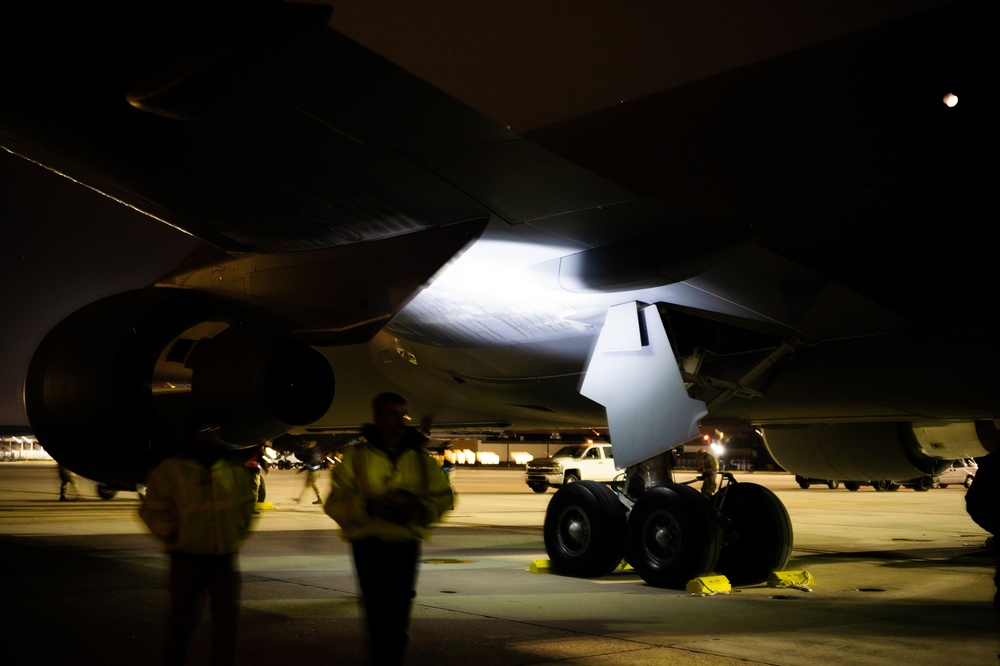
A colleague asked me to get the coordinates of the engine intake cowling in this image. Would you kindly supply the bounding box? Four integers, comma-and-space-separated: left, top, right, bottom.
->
24, 288, 334, 487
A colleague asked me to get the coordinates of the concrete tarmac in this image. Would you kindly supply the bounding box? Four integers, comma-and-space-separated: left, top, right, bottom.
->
1, 463, 996, 665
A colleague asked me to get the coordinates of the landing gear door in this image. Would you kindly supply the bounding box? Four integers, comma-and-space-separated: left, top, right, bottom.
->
580, 302, 707, 469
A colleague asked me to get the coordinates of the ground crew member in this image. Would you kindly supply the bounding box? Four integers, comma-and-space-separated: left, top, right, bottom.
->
57, 462, 79, 501
139, 423, 258, 666
324, 392, 455, 666
965, 450, 999, 634
699, 449, 720, 498
294, 439, 324, 504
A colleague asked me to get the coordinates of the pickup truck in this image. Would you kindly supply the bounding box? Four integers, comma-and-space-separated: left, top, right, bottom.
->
524, 442, 618, 492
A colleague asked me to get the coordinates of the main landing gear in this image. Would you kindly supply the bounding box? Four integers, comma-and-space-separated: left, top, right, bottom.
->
543, 466, 792, 589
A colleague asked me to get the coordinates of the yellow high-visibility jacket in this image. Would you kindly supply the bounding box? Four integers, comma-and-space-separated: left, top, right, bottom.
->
325, 428, 455, 543
699, 452, 719, 473
139, 455, 257, 555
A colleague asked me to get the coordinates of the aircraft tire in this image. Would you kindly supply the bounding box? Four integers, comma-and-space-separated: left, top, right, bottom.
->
873, 480, 892, 492
845, 481, 861, 491
795, 475, 810, 489
914, 476, 933, 491
96, 484, 117, 500
529, 482, 549, 493
625, 484, 721, 589
714, 482, 793, 585
827, 480, 840, 490
544, 480, 626, 577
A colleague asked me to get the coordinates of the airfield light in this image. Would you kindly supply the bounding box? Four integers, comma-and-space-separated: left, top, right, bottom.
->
943, 92, 958, 107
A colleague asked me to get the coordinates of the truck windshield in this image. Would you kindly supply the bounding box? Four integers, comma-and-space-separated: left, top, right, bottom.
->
552, 446, 588, 458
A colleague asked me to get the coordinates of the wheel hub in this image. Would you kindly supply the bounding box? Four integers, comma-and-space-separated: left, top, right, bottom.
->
568, 518, 584, 542
558, 506, 591, 556
654, 526, 673, 550
644, 511, 681, 564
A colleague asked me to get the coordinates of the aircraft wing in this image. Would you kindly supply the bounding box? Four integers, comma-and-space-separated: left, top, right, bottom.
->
2, 1, 999, 486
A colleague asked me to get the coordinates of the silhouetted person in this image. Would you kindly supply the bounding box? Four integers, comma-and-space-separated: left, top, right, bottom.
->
139, 423, 258, 666
294, 440, 323, 504
324, 392, 455, 666
57, 462, 79, 501
243, 444, 269, 505
965, 450, 999, 631
256, 442, 273, 502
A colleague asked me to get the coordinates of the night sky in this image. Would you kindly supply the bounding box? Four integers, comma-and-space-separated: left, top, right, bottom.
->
325, 0, 952, 133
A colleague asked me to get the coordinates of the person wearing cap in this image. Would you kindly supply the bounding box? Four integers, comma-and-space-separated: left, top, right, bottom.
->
139, 423, 258, 666
324, 392, 455, 666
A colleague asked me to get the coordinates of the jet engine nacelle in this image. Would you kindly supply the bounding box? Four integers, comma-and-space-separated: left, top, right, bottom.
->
760, 421, 999, 482
24, 288, 335, 488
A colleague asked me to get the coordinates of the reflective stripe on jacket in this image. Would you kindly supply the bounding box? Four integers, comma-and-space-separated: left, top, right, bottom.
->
325, 436, 455, 543
139, 456, 257, 555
